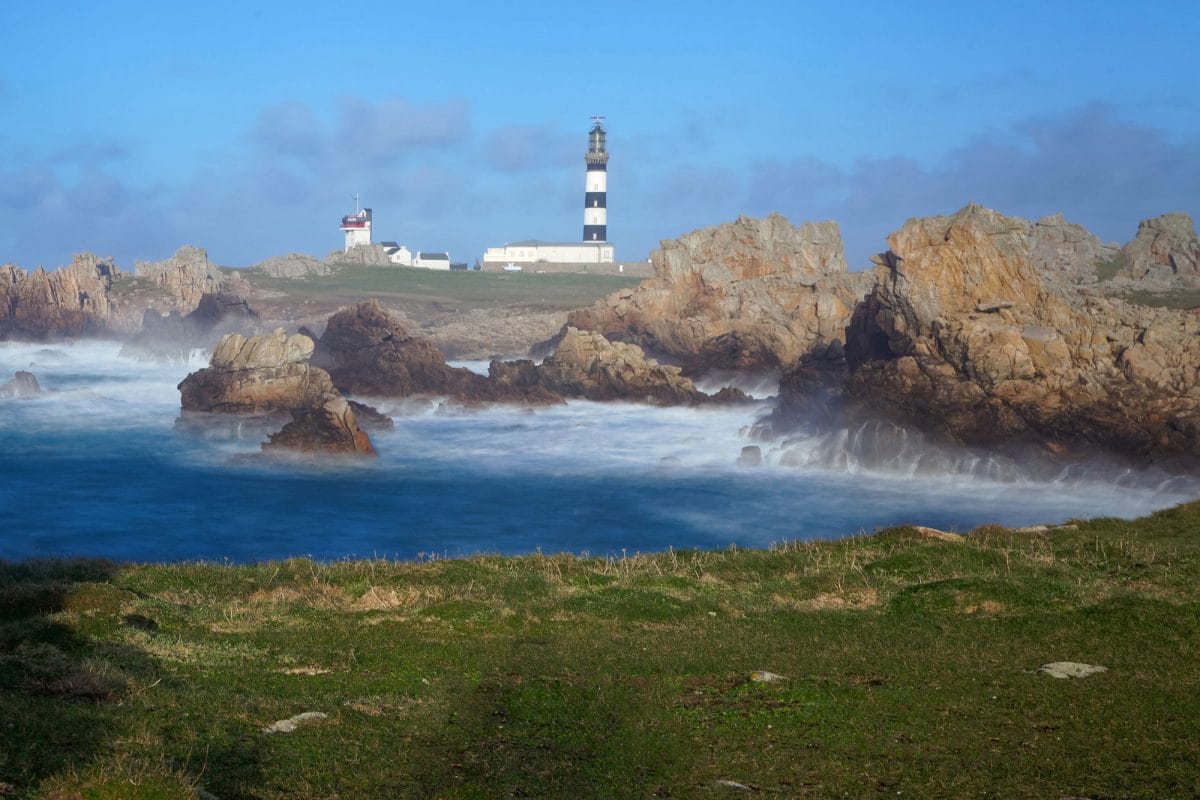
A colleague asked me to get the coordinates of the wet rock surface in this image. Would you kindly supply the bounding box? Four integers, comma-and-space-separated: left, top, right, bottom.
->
263, 395, 377, 457
0, 370, 41, 398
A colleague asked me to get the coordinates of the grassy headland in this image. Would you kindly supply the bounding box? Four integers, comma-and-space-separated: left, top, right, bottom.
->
244, 266, 643, 312
2, 503, 1199, 798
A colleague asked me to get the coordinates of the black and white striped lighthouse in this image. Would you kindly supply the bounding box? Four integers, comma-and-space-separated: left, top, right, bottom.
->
583, 117, 608, 242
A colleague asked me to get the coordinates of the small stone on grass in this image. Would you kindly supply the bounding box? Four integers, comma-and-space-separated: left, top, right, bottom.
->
262, 711, 328, 734
1039, 662, 1107, 679
749, 670, 787, 684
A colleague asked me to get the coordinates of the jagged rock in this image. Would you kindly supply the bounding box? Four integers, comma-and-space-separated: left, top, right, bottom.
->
492, 327, 737, 405
812, 204, 1200, 458
1029, 213, 1119, 296
0, 371, 41, 398
253, 253, 332, 279
121, 291, 261, 361
134, 245, 227, 311
263, 396, 377, 457
0, 253, 121, 339
327, 244, 393, 266
179, 329, 336, 413
347, 400, 394, 430
1118, 212, 1200, 288
313, 301, 556, 404
565, 213, 871, 373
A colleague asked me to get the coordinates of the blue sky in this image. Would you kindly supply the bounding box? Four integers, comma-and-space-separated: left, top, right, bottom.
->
2, 1, 1198, 270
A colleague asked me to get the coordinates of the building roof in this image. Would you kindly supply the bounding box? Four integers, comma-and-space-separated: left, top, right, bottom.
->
416, 252, 450, 260
505, 240, 611, 247
378, 241, 400, 249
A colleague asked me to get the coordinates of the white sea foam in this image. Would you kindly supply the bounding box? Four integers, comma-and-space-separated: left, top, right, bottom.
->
0, 338, 1196, 561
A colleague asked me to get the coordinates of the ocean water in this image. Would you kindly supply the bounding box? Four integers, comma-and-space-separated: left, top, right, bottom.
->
1, 340, 1196, 563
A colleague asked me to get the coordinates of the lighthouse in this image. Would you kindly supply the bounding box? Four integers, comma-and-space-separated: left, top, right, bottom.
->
583, 117, 608, 242
340, 196, 372, 251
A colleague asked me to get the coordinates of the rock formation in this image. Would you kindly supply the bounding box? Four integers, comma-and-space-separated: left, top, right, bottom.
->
178, 328, 380, 457
0, 253, 121, 339
1028, 213, 1120, 297
178, 329, 336, 413
0, 371, 41, 398
490, 327, 745, 406
1117, 213, 1200, 288
134, 245, 228, 311
312, 301, 556, 404
565, 213, 872, 373
252, 253, 333, 279
327, 244, 393, 266
783, 204, 1200, 458
122, 291, 262, 361
262, 395, 377, 457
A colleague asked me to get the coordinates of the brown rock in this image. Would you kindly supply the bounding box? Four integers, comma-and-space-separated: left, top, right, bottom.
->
566, 213, 871, 373
263, 395, 377, 457
313, 300, 557, 404
496, 326, 742, 405
825, 204, 1200, 458
1119, 212, 1200, 287
134, 245, 227, 311
0, 253, 122, 339
178, 329, 337, 413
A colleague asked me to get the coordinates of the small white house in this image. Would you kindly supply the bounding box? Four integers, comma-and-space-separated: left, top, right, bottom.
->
380, 241, 413, 266
412, 251, 451, 270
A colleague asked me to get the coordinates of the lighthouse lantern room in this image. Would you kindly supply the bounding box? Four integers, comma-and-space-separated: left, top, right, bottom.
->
341, 196, 372, 251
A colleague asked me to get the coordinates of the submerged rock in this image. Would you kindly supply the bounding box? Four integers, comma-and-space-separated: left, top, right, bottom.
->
0, 370, 41, 398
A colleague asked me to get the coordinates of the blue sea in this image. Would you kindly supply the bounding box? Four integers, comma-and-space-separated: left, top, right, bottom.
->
1, 340, 1196, 563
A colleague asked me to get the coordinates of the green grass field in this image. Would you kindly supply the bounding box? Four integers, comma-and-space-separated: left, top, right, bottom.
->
3, 503, 1199, 798
245, 266, 643, 311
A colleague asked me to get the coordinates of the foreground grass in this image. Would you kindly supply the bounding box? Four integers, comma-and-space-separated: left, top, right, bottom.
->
2, 504, 1199, 799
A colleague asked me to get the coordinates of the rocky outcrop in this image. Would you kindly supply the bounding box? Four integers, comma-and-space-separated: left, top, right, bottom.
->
797, 204, 1200, 458
178, 329, 336, 413
178, 328, 380, 457
566, 214, 871, 373
312, 301, 555, 404
134, 246, 227, 311
1028, 213, 1120, 297
0, 371, 41, 398
1117, 213, 1200, 288
262, 395, 377, 457
252, 253, 332, 279
0, 253, 121, 339
122, 291, 262, 361
490, 327, 745, 406
327, 244, 393, 266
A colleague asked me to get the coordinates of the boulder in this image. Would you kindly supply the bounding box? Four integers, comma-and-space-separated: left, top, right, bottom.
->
565, 213, 872, 373
178, 329, 336, 413
263, 396, 377, 457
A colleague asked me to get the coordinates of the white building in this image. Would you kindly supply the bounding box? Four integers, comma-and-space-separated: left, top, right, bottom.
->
380, 241, 413, 266
412, 251, 451, 270
482, 240, 615, 266
340, 207, 371, 251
